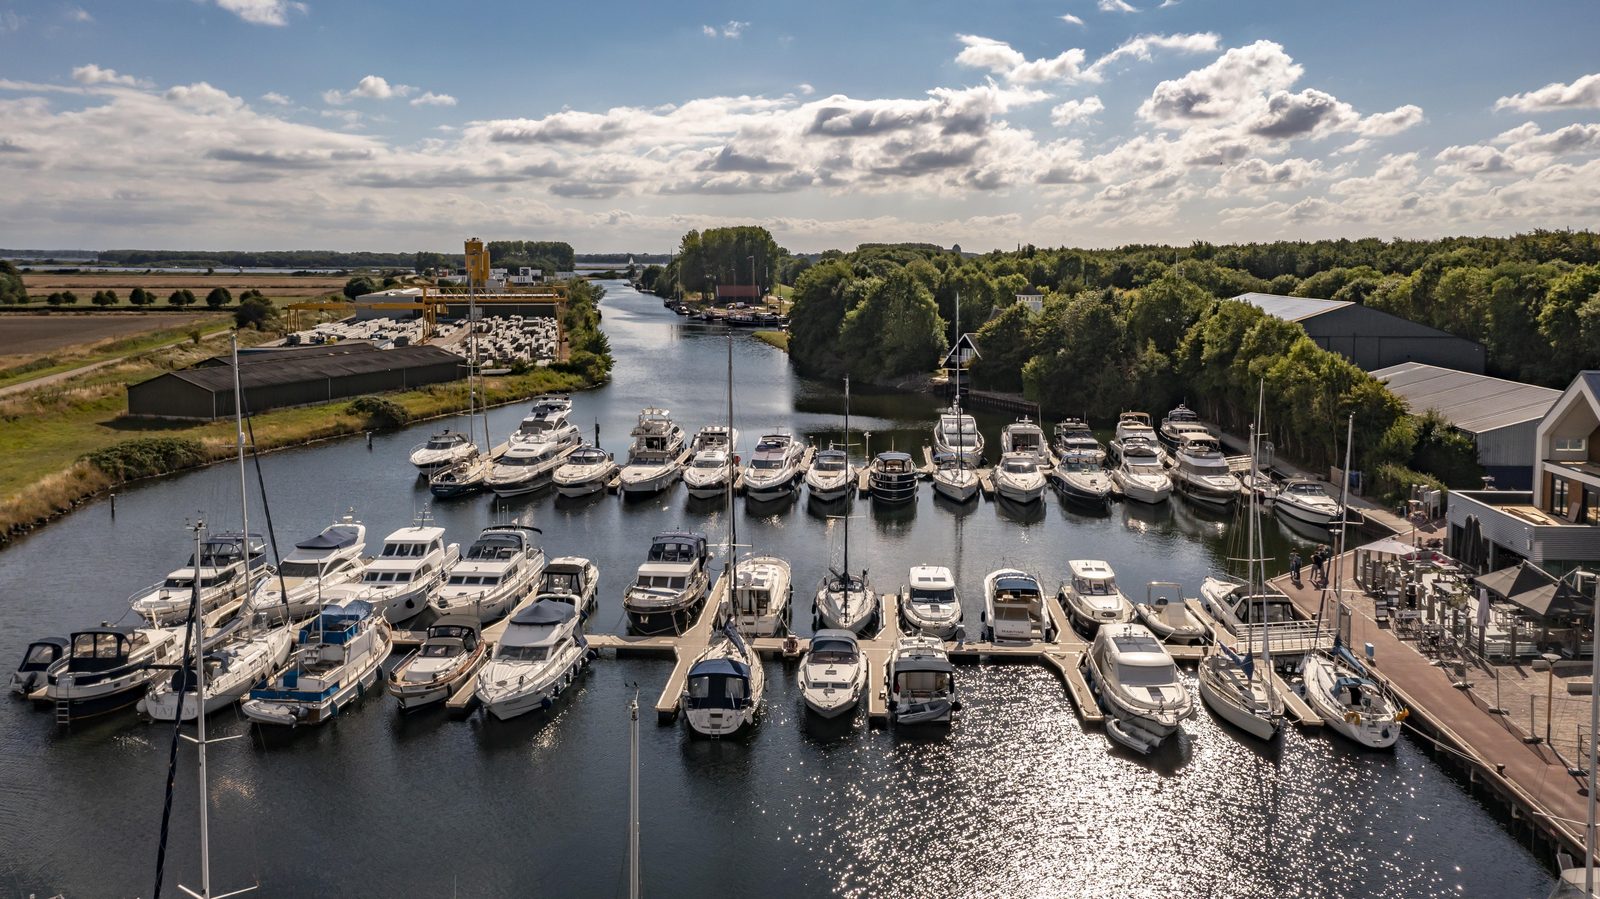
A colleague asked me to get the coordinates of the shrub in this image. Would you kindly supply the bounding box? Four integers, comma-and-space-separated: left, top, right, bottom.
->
168, 288, 197, 307
1370, 463, 1448, 507
129, 287, 152, 307
83, 437, 208, 481
346, 396, 411, 429
60, 290, 79, 305
552, 349, 610, 383
234, 296, 278, 330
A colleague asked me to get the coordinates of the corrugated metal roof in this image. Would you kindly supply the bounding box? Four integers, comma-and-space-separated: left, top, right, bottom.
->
1234, 292, 1351, 322
1373, 362, 1560, 434
149, 345, 462, 394
196, 343, 379, 368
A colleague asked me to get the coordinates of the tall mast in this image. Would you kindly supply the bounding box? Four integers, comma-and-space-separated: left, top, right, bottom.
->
842, 377, 850, 581
1252, 379, 1273, 685
627, 690, 641, 899
232, 333, 253, 632
726, 324, 736, 600
192, 521, 212, 899
1332, 413, 1356, 643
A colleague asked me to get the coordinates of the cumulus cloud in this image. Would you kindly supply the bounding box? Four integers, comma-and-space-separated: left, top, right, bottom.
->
1357, 104, 1424, 136
1139, 40, 1302, 124
71, 65, 151, 88
796, 83, 815, 96
165, 82, 245, 114
956, 32, 1217, 85
702, 20, 748, 39
213, 0, 307, 27
261, 91, 291, 106
410, 91, 457, 107
323, 75, 415, 105
1051, 96, 1104, 126
1495, 73, 1600, 112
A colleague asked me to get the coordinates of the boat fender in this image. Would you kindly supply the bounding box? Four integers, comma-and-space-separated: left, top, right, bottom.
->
540, 697, 552, 711
587, 648, 600, 661
951, 700, 963, 712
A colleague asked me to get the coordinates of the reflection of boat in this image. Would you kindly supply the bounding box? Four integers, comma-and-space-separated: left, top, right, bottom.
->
386, 615, 486, 710
888, 636, 958, 725
241, 600, 392, 727
981, 568, 1051, 643
475, 600, 591, 721
930, 453, 980, 503
1059, 559, 1135, 631
898, 566, 963, 639
868, 452, 919, 504
623, 532, 711, 635
798, 629, 866, 719
553, 445, 618, 497
1053, 418, 1106, 466
994, 452, 1047, 503
619, 408, 687, 496
683, 623, 765, 737
1085, 623, 1194, 754
1132, 581, 1206, 644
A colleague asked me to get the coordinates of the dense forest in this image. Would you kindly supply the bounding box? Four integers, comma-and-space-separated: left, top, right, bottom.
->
657, 228, 1600, 501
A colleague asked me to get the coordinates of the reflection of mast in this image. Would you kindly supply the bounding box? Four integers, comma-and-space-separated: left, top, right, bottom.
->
627, 689, 640, 899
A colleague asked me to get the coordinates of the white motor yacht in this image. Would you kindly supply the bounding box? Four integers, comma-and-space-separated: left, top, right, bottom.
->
887, 635, 958, 725
898, 566, 963, 639
982, 568, 1052, 643
386, 615, 487, 711
1132, 581, 1207, 644
619, 407, 687, 496
1053, 418, 1106, 466
1274, 478, 1343, 526
815, 569, 877, 635
1170, 433, 1240, 506
1157, 403, 1210, 455
994, 452, 1047, 504
932, 402, 983, 466
245, 513, 369, 623
1059, 559, 1135, 631
797, 629, 867, 719
731, 555, 792, 638
45, 626, 183, 720
128, 531, 270, 625
409, 429, 477, 471
338, 523, 456, 623
804, 447, 856, 502
475, 599, 592, 721
140, 624, 293, 721
1001, 416, 1049, 462
1301, 645, 1405, 749
241, 599, 392, 726
624, 532, 712, 635
683, 624, 765, 737
553, 444, 619, 497
1085, 623, 1194, 754
930, 454, 980, 503
682, 426, 740, 498
536, 556, 599, 618
505, 395, 581, 453
1109, 412, 1163, 465
487, 440, 578, 497
1111, 438, 1173, 504
742, 433, 805, 501
431, 525, 546, 624
1049, 454, 1111, 506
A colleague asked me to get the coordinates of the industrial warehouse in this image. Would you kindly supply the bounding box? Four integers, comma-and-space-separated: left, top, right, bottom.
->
126, 343, 464, 420
1236, 292, 1487, 373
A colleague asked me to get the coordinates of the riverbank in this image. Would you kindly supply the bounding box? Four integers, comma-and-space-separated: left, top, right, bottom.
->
752, 330, 788, 351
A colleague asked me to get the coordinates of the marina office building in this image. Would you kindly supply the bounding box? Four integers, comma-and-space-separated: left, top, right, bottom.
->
1236, 292, 1487, 373
1448, 371, 1600, 576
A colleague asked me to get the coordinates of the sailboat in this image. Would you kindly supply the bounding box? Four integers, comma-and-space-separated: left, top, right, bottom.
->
431, 280, 493, 498
1196, 388, 1285, 741
1299, 415, 1407, 749
814, 491, 877, 634
804, 377, 857, 502
933, 292, 981, 500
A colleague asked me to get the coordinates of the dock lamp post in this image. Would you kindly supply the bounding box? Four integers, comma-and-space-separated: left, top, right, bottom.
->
1544, 651, 1563, 746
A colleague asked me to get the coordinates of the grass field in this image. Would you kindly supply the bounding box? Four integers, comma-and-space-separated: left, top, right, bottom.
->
752, 330, 789, 351
0, 315, 235, 392
1, 313, 208, 355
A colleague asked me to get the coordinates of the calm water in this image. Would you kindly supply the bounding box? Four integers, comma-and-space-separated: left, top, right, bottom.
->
0, 282, 1554, 898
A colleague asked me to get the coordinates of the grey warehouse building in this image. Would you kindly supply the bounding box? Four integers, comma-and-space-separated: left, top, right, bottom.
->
128, 343, 464, 420
1374, 362, 1561, 489
1236, 292, 1486, 373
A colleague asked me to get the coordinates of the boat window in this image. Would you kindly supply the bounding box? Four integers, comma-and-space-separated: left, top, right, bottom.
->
498, 645, 550, 662
811, 640, 857, 661
648, 541, 700, 563
1117, 662, 1178, 687
278, 560, 326, 578
687, 673, 747, 705
545, 572, 579, 593
467, 536, 522, 561
73, 633, 123, 659
896, 671, 949, 695
911, 587, 956, 604
814, 457, 844, 471
751, 457, 783, 470
420, 642, 461, 658
1003, 459, 1036, 473
163, 577, 192, 589
692, 457, 724, 469
23, 644, 58, 666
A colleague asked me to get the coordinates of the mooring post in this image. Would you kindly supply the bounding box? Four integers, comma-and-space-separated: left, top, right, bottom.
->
109, 492, 116, 517
366, 431, 373, 450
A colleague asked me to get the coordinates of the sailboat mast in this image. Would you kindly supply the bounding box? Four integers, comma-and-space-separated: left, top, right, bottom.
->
1253, 380, 1271, 679
842, 376, 850, 581
192, 522, 212, 899
232, 333, 253, 632
1332, 414, 1356, 642
627, 690, 641, 899
726, 325, 737, 593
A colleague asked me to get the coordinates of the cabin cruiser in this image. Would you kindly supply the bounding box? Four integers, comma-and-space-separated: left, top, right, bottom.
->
1132, 582, 1207, 644
982, 568, 1052, 643
898, 566, 963, 639
932, 403, 983, 466
487, 440, 577, 496
683, 623, 765, 737
1001, 417, 1049, 462
797, 629, 867, 719
682, 426, 740, 498
475, 599, 592, 720
1059, 559, 1135, 631
128, 531, 269, 625
1170, 433, 1240, 506
140, 624, 294, 721
505, 395, 581, 453
624, 532, 712, 635
553, 445, 619, 497
45, 626, 183, 719
409, 429, 476, 471
337, 524, 456, 623
1053, 419, 1106, 466
815, 567, 877, 635
1085, 623, 1194, 754
930, 454, 980, 503
804, 447, 856, 502
1301, 643, 1404, 749
386, 615, 486, 710
245, 513, 369, 622
619, 408, 687, 495
1110, 439, 1173, 504
429, 452, 492, 499
536, 556, 599, 617
1198, 577, 1299, 640
241, 600, 392, 726
1158, 403, 1209, 454
731, 555, 793, 637
431, 525, 546, 624
994, 452, 1047, 504
10, 637, 67, 696
1108, 412, 1161, 465
887, 636, 958, 725
868, 452, 919, 504
1274, 478, 1343, 526
1049, 454, 1112, 505
742, 433, 805, 501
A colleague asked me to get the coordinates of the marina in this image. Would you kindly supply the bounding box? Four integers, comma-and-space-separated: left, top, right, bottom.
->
0, 281, 1566, 897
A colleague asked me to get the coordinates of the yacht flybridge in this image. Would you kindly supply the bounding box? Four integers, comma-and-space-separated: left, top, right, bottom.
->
932, 405, 984, 466
506, 395, 581, 452
431, 525, 546, 624
1170, 433, 1240, 506
1109, 412, 1162, 465
1000, 417, 1049, 462
1053, 419, 1106, 466
619, 408, 687, 496
623, 532, 711, 635
1110, 438, 1173, 504
1158, 403, 1209, 454
487, 439, 578, 497
245, 512, 369, 623
682, 425, 740, 499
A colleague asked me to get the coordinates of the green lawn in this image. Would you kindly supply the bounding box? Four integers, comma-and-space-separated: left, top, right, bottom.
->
0, 316, 236, 392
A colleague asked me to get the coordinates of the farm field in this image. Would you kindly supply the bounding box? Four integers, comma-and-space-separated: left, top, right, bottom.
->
0, 313, 206, 356
15, 271, 348, 304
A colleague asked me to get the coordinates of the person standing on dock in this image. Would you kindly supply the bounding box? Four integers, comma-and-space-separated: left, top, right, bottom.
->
1310, 545, 1327, 587
1290, 550, 1302, 583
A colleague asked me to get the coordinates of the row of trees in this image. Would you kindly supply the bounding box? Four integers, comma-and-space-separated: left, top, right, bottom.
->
551, 279, 613, 385
485, 241, 575, 273
654, 227, 785, 298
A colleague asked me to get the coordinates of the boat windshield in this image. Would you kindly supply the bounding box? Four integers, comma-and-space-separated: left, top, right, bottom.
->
467, 535, 523, 561
569, 449, 606, 465
382, 542, 428, 558
497, 644, 550, 662
1003, 459, 1037, 474
426, 435, 461, 449
1117, 662, 1177, 687
814, 455, 845, 472
447, 574, 503, 586
895, 671, 950, 696
686, 673, 749, 708
1066, 460, 1097, 474
1076, 576, 1117, 595
23, 644, 59, 666
364, 571, 414, 584
545, 571, 582, 593
519, 419, 554, 434
692, 457, 726, 469
810, 639, 857, 662
647, 540, 701, 563
278, 560, 327, 578
1183, 459, 1232, 477
751, 457, 784, 470
1286, 483, 1327, 497
911, 587, 956, 604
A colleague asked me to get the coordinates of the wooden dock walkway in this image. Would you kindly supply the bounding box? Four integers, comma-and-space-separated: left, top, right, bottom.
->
651, 576, 728, 722
861, 590, 897, 724
856, 465, 871, 497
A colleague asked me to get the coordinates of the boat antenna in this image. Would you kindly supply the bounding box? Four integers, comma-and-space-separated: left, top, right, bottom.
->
627, 688, 641, 899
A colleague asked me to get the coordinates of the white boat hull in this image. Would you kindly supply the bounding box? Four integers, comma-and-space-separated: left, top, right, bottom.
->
478, 652, 589, 721
1275, 498, 1339, 526
620, 464, 680, 495
1197, 666, 1280, 741
995, 477, 1045, 504
805, 471, 853, 502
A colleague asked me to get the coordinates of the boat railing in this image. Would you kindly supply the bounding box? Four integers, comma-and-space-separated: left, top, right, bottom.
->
1227, 619, 1334, 656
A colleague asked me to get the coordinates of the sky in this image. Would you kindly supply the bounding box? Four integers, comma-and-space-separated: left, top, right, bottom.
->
1, 0, 1598, 254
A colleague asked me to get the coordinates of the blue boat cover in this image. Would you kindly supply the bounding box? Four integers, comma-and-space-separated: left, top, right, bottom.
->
296, 525, 362, 551
688, 657, 750, 678
512, 601, 575, 625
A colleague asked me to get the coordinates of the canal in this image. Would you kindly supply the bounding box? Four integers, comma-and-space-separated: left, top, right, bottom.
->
0, 281, 1554, 897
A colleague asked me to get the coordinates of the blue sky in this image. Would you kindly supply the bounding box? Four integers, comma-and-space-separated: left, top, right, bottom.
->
1, 0, 1598, 252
